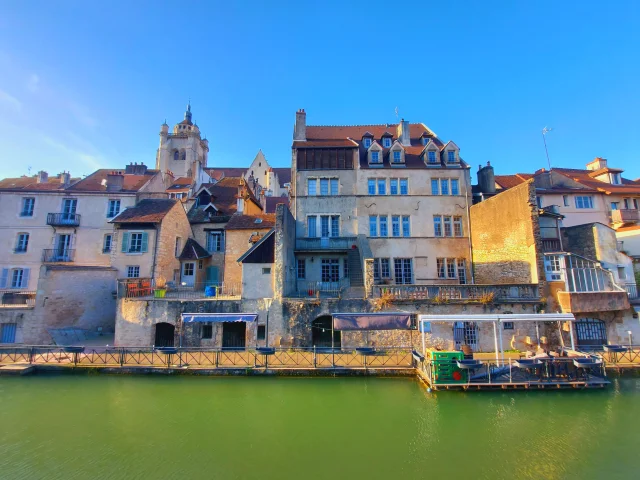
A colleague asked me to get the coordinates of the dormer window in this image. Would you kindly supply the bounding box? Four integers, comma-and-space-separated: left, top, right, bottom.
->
383, 137, 392, 148
447, 151, 456, 163
393, 151, 401, 163
363, 138, 372, 148
371, 151, 380, 163
427, 151, 438, 164
611, 173, 622, 185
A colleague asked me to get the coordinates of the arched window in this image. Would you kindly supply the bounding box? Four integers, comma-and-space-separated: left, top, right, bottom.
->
173, 150, 179, 160
180, 150, 186, 160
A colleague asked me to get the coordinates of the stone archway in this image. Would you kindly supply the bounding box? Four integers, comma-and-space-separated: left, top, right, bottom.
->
154, 322, 175, 347
311, 315, 341, 348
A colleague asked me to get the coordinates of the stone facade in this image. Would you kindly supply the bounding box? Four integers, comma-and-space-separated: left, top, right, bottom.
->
154, 202, 193, 284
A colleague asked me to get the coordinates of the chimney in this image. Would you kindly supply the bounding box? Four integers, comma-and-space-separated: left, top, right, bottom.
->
586, 157, 608, 171
477, 161, 495, 194
397, 119, 411, 146
125, 162, 148, 175
106, 171, 124, 192
535, 170, 552, 189
36, 171, 48, 183
294, 109, 306, 141
59, 171, 71, 187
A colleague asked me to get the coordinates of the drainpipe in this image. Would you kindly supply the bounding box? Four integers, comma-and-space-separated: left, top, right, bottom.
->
464, 169, 475, 284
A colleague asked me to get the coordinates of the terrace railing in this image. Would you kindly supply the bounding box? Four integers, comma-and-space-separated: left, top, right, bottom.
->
117, 279, 241, 300
372, 283, 539, 301
295, 237, 358, 251
286, 278, 350, 298
0, 290, 36, 308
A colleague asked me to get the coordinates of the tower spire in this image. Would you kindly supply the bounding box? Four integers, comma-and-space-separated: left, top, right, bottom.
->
184, 100, 192, 123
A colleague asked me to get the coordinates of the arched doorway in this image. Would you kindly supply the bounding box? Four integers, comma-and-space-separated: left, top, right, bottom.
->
155, 322, 175, 347
312, 316, 341, 348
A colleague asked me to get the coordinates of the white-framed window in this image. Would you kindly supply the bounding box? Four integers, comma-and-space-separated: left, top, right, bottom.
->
297, 259, 306, 279
457, 259, 467, 284
447, 151, 456, 163
175, 237, 182, 257
379, 216, 388, 237
373, 258, 391, 281
307, 178, 317, 196
453, 217, 463, 237
369, 216, 378, 237
363, 138, 372, 148
433, 216, 442, 237
431, 179, 439, 195
563, 195, 570, 207
427, 151, 438, 164
611, 173, 621, 185
441, 179, 449, 195
377, 179, 386, 195
391, 216, 400, 237
320, 178, 329, 195
371, 151, 380, 163
183, 262, 194, 277
432, 178, 459, 196
402, 216, 410, 237
121, 231, 148, 254
1, 268, 30, 289
443, 216, 452, 237
107, 199, 121, 218
103, 234, 112, 253
400, 178, 408, 195
321, 258, 340, 282
392, 150, 401, 163
394, 258, 413, 284
207, 230, 224, 252
21, 197, 35, 217
330, 178, 338, 195
451, 179, 459, 195
383, 137, 392, 148
307, 215, 317, 237
390, 178, 398, 195
127, 266, 140, 278
575, 196, 594, 209
15, 233, 29, 253
437, 258, 458, 279
544, 255, 563, 281
368, 179, 376, 195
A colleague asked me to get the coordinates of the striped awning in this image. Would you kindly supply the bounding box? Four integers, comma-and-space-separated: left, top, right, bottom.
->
181, 313, 258, 323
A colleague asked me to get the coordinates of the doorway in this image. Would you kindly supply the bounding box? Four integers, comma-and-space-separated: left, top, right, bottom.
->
312, 316, 341, 348
453, 322, 479, 351
222, 322, 246, 349
61, 198, 77, 223
181, 262, 196, 286
154, 322, 175, 347
55, 234, 72, 261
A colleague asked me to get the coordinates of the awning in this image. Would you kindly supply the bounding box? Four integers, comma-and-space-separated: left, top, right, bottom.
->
418, 313, 575, 324
332, 313, 413, 331
182, 313, 258, 323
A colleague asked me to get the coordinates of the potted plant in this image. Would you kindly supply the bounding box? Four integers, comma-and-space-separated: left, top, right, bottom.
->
154, 281, 167, 298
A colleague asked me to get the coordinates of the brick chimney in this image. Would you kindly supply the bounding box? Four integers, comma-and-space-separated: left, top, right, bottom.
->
397, 119, 411, 146
294, 109, 306, 141
477, 162, 495, 194
125, 162, 148, 175
59, 171, 71, 187
106, 171, 124, 191
36, 170, 48, 183
586, 157, 608, 171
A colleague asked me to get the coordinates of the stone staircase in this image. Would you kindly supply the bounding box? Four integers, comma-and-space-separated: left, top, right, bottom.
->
347, 247, 364, 287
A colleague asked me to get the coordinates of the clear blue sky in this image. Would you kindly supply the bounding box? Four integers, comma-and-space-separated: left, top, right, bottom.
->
1, 1, 638, 180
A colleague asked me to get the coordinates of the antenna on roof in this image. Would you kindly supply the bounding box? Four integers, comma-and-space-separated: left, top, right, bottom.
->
542, 127, 553, 171
394, 107, 399, 120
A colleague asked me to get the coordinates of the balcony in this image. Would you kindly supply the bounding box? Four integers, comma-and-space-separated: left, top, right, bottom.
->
117, 279, 241, 300
0, 290, 36, 308
542, 238, 562, 252
47, 213, 80, 227
371, 283, 539, 302
611, 209, 639, 224
295, 236, 357, 251
42, 249, 75, 263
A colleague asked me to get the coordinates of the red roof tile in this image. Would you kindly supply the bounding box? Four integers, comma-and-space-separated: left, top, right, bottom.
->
0, 174, 81, 191
553, 168, 640, 195
67, 169, 158, 193
111, 199, 178, 223
494, 174, 531, 190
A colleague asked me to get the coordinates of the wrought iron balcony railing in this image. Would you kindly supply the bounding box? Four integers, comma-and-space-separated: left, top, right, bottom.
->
47, 213, 80, 227
42, 249, 75, 263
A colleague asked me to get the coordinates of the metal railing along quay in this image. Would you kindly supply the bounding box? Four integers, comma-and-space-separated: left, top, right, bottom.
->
0, 346, 415, 370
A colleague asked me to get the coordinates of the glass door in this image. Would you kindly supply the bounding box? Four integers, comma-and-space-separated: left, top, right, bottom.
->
61, 198, 77, 223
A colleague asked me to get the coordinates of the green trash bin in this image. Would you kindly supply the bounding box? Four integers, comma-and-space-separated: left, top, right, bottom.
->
426, 350, 467, 384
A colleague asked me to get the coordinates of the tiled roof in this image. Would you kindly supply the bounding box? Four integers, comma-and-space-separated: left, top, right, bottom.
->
616, 225, 640, 232
293, 139, 359, 148
225, 214, 276, 230
552, 168, 640, 195
494, 174, 531, 190
199, 177, 243, 215
264, 196, 288, 213
206, 168, 247, 181
110, 199, 177, 223
178, 238, 210, 260
67, 169, 158, 193
304, 123, 435, 141
0, 174, 81, 191
171, 177, 193, 186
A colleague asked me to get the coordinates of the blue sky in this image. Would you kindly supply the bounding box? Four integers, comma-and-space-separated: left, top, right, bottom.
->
0, 1, 639, 180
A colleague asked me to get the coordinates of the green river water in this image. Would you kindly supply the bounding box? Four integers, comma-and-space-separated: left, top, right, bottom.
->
0, 375, 638, 480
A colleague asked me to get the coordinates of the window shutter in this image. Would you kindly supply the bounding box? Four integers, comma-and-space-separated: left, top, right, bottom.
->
121, 232, 129, 253
0, 268, 8, 289
21, 268, 30, 289
141, 232, 149, 253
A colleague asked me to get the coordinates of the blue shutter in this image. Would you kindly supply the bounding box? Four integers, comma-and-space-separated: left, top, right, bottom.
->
0, 268, 8, 289
121, 232, 129, 252
1, 323, 17, 343
21, 268, 30, 289
141, 232, 149, 253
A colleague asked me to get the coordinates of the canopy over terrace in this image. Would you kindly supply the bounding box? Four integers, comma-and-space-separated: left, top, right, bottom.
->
418, 313, 576, 361
180, 313, 259, 348
330, 312, 414, 349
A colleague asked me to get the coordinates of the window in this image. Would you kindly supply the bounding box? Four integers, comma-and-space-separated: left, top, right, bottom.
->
390, 179, 398, 195
202, 324, 213, 339
434, 216, 442, 237
173, 150, 179, 160
180, 150, 186, 160
379, 216, 388, 237
447, 260, 456, 278
453, 217, 463, 237
443, 216, 452, 237
262, 267, 271, 275
617, 266, 626, 281
503, 322, 514, 330
124, 232, 147, 253
126, 266, 140, 278
297, 259, 306, 279
207, 230, 224, 252
536, 196, 543, 208
427, 151, 437, 164
183, 263, 195, 277
10, 268, 28, 288
257, 325, 266, 340
373, 258, 391, 280
440, 179, 449, 195
61, 198, 77, 221
447, 151, 456, 163
321, 259, 340, 282
611, 173, 621, 185
623, 198, 631, 210
392, 150, 401, 163
437, 258, 459, 279
402, 216, 410, 237
368, 179, 376, 195
400, 179, 408, 195
437, 258, 446, 279
563, 195, 570, 207
15, 233, 29, 253
363, 138, 372, 148
175, 237, 182, 257
320, 178, 329, 195
394, 258, 413, 284
392, 216, 400, 237
377, 179, 386, 195
369, 216, 377, 237
431, 179, 439, 195
451, 179, 459, 195
634, 199, 639, 210
611, 202, 619, 211
308, 216, 317, 237
21, 197, 35, 217
544, 255, 562, 281
575, 196, 594, 209
457, 259, 467, 284
307, 178, 317, 196
198, 259, 203, 270
107, 199, 121, 218
103, 234, 112, 254
371, 151, 380, 163
320, 216, 329, 237
383, 137, 392, 148
330, 178, 339, 195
